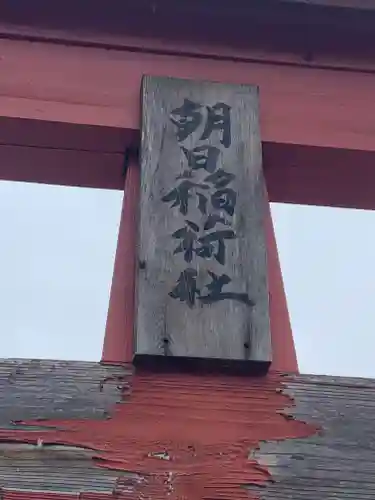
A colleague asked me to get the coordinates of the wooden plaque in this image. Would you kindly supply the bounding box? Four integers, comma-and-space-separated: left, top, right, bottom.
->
135, 75, 271, 372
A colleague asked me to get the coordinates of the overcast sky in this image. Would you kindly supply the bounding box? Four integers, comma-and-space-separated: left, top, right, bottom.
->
1, 180, 373, 378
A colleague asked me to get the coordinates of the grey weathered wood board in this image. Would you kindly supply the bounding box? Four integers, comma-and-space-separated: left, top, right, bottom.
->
251, 373, 375, 500
136, 75, 271, 367
0, 358, 128, 424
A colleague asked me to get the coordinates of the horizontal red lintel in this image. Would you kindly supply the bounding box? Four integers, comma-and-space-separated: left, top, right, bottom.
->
1, 39, 375, 153
1, 121, 374, 211
1, 39, 375, 209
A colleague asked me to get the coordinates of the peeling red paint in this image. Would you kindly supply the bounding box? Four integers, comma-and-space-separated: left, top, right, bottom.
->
0, 372, 317, 499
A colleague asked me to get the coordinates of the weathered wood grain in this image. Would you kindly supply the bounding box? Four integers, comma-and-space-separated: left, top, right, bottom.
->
252, 373, 375, 499
0, 443, 123, 494
136, 75, 271, 370
0, 359, 129, 424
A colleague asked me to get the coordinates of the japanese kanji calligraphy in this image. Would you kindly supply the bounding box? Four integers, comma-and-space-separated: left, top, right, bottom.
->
165, 95, 251, 307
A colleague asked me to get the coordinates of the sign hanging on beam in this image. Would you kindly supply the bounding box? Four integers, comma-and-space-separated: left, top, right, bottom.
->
135, 75, 271, 373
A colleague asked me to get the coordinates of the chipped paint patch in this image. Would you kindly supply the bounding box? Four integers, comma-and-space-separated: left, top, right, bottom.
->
148, 451, 171, 460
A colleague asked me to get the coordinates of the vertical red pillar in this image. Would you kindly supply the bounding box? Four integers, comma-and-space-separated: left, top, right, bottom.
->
265, 202, 298, 373
102, 161, 298, 372
102, 159, 140, 364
